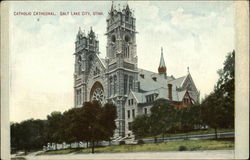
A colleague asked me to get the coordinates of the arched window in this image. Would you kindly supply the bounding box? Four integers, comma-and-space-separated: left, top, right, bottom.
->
114, 75, 117, 95
124, 75, 128, 94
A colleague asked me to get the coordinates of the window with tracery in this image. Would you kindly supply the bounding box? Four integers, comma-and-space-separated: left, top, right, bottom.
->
90, 81, 105, 105
124, 46, 129, 58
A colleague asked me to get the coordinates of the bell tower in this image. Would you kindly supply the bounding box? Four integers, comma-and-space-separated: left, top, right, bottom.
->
106, 3, 137, 64
105, 3, 138, 137
74, 27, 100, 108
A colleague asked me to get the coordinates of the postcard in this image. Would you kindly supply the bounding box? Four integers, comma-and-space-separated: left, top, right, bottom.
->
1, 1, 249, 160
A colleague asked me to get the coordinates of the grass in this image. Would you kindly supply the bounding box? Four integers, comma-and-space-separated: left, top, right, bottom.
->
143, 128, 234, 139
36, 148, 81, 155
11, 158, 26, 160
37, 138, 234, 155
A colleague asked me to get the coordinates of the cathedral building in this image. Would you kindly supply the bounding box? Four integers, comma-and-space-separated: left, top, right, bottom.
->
73, 3, 200, 138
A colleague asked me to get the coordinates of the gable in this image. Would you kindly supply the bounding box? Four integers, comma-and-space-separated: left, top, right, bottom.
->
181, 74, 198, 93
125, 91, 139, 106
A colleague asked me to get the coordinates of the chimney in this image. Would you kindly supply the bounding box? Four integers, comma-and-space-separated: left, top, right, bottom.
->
168, 84, 172, 100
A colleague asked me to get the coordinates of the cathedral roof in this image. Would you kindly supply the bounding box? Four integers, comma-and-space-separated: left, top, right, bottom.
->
135, 68, 193, 103
168, 76, 186, 88
131, 88, 190, 104
138, 68, 173, 92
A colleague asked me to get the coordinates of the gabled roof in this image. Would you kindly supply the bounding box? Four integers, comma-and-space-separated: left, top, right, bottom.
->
168, 76, 186, 88
131, 91, 144, 103
138, 68, 174, 91
177, 90, 187, 101
95, 55, 106, 69
131, 87, 190, 104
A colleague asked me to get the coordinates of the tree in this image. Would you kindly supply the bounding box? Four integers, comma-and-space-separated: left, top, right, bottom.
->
11, 119, 47, 154
201, 92, 226, 138
200, 50, 235, 138
46, 111, 64, 149
99, 103, 117, 140
149, 99, 177, 142
180, 104, 202, 131
215, 50, 235, 128
82, 101, 117, 153
131, 114, 150, 139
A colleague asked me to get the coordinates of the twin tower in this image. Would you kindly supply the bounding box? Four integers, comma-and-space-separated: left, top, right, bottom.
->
73, 3, 166, 137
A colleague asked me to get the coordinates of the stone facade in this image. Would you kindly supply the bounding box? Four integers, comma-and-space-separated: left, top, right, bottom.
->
73, 4, 200, 138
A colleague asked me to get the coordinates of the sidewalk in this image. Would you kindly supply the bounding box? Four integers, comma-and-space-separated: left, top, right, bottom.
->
24, 150, 234, 160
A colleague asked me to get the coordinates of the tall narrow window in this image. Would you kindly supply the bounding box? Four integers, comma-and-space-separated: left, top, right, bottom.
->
76, 89, 82, 105
128, 122, 132, 130
129, 76, 133, 91
127, 110, 130, 119
124, 75, 128, 94
109, 77, 113, 96
144, 108, 147, 114
124, 47, 127, 57
79, 89, 82, 105
114, 75, 117, 95
127, 46, 129, 58
132, 109, 135, 118
78, 63, 82, 75
124, 46, 130, 58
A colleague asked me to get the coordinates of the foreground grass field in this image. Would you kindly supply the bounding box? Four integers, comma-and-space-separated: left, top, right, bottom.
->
38, 138, 234, 155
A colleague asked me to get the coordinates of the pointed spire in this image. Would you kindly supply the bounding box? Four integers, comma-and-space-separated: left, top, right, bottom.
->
159, 47, 166, 67
187, 66, 190, 74
158, 47, 167, 75
126, 3, 130, 11
78, 27, 82, 35
111, 0, 114, 11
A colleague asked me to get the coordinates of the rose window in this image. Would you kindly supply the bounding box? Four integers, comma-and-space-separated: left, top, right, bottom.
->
91, 88, 104, 103
90, 81, 105, 105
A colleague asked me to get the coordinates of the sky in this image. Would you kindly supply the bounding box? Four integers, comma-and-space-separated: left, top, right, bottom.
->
9, 1, 235, 122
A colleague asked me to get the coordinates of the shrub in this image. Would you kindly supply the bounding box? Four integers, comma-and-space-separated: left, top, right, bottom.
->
137, 139, 144, 144
119, 141, 125, 145
179, 145, 187, 151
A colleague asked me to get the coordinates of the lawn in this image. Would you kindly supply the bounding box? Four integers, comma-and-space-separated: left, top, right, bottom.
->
38, 138, 234, 155
11, 157, 26, 160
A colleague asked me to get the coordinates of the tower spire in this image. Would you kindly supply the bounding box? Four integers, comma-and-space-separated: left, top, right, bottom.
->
158, 47, 167, 76
78, 27, 82, 35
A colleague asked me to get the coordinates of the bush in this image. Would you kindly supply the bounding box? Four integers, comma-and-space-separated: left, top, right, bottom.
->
137, 139, 144, 144
119, 141, 125, 145
179, 145, 187, 151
